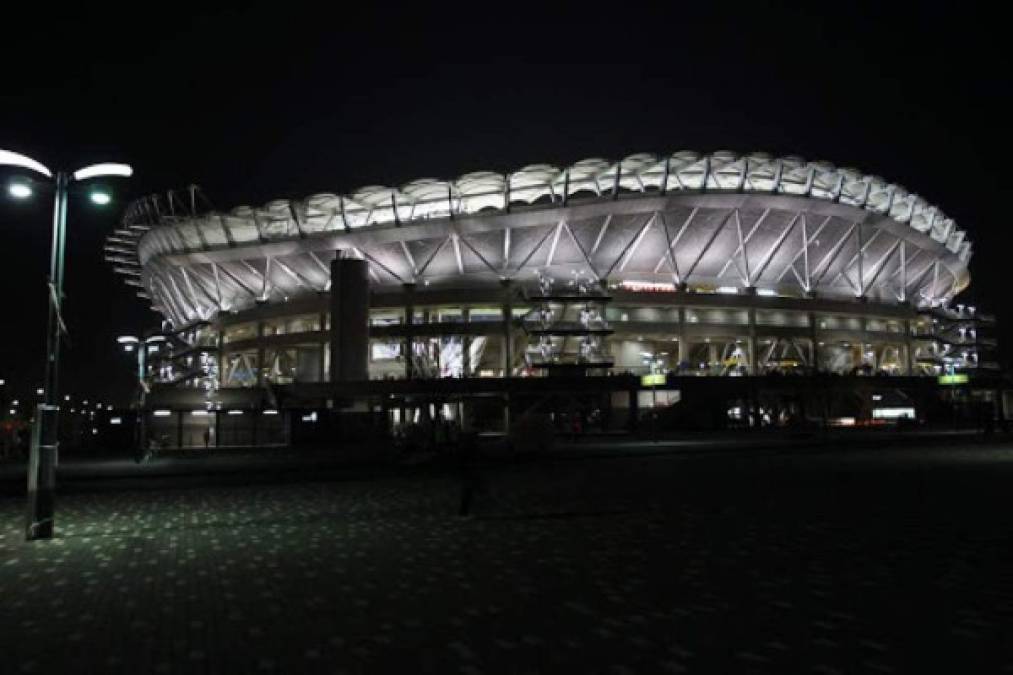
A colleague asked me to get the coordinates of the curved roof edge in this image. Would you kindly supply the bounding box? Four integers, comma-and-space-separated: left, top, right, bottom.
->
111, 150, 972, 269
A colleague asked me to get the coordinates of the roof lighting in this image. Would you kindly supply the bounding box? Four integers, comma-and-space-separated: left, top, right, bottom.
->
153, 410, 172, 417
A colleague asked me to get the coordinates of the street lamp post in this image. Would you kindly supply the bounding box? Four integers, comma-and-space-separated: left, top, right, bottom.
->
1, 149, 132, 540
117, 335, 163, 460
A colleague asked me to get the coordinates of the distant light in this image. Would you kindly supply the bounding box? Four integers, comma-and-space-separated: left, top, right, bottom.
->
89, 190, 112, 205
109, 417, 122, 425
8, 182, 32, 199
117, 336, 139, 344
873, 407, 915, 420
0, 149, 52, 177
153, 409, 172, 417
64, 395, 71, 401
8, 409, 14, 416
91, 428, 98, 435
0, 378, 5, 385
191, 410, 209, 417
872, 394, 883, 401
72, 162, 133, 181
106, 405, 113, 411
301, 412, 318, 422
716, 286, 738, 295
35, 388, 44, 395
12, 399, 18, 406
263, 409, 278, 416
756, 288, 777, 297
227, 410, 244, 416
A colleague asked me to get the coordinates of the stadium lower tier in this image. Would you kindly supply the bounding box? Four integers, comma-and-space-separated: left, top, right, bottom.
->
147, 280, 995, 392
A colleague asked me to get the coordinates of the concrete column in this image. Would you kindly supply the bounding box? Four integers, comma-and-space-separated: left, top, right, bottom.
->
319, 311, 328, 382
462, 307, 471, 377
329, 256, 370, 382
403, 283, 415, 380
256, 321, 265, 386
747, 307, 758, 375
904, 319, 914, 375
808, 311, 819, 373
501, 279, 513, 377
677, 307, 689, 368
628, 387, 639, 432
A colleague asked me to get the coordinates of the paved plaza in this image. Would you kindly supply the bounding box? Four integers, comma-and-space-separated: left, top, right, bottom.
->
2, 441, 1013, 673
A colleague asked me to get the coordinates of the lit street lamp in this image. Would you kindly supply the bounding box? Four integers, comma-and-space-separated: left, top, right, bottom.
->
117, 334, 165, 459
1, 148, 132, 540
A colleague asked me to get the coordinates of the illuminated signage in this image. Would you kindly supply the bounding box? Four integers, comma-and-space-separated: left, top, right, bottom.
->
620, 280, 677, 293
872, 407, 916, 420
938, 374, 969, 385
641, 373, 666, 387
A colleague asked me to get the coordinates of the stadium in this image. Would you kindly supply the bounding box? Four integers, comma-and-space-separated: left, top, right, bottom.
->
105, 151, 998, 448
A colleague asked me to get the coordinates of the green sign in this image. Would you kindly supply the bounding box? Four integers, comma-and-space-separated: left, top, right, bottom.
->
641, 373, 666, 387
938, 373, 969, 385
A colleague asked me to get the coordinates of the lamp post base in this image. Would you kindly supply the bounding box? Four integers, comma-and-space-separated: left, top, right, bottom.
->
26, 403, 58, 540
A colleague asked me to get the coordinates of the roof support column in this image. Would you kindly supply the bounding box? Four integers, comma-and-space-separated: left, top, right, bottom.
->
462, 307, 471, 377
256, 320, 265, 387
329, 256, 370, 383
677, 307, 688, 368
500, 279, 514, 378
500, 278, 514, 433
748, 318, 758, 375
809, 311, 820, 373
403, 283, 415, 380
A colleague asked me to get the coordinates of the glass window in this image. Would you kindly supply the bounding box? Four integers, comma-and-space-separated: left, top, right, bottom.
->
436, 308, 463, 323
694, 309, 748, 325
263, 344, 323, 383
286, 314, 321, 334
222, 351, 259, 387
756, 310, 808, 327
262, 318, 286, 336
371, 341, 402, 360
369, 310, 403, 326
817, 315, 862, 331
222, 322, 257, 344
469, 307, 502, 322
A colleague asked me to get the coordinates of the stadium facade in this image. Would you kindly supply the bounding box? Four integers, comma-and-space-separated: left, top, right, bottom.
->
105, 152, 999, 448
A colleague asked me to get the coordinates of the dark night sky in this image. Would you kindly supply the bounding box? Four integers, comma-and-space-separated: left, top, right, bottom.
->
0, 3, 1008, 404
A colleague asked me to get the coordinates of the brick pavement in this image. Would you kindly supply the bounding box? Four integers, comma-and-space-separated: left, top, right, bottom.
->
1, 444, 1012, 673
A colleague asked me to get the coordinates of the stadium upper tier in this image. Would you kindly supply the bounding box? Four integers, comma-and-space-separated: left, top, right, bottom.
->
107, 151, 971, 327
